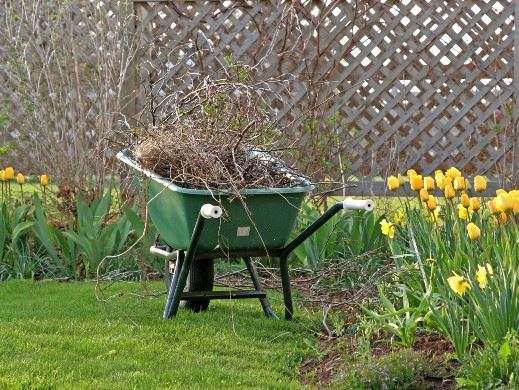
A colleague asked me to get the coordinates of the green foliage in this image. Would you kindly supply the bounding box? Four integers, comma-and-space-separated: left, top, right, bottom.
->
332, 350, 436, 390
0, 202, 41, 280
457, 333, 519, 389
0, 143, 13, 157
2, 193, 151, 280
378, 191, 519, 361
290, 202, 385, 267
61, 193, 133, 277
361, 285, 429, 347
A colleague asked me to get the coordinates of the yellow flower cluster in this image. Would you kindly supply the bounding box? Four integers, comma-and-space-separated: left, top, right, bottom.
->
386, 166, 518, 239
0, 166, 50, 200
447, 263, 493, 295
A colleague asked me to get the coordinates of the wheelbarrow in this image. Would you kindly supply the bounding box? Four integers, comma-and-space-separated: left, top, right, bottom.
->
117, 150, 375, 320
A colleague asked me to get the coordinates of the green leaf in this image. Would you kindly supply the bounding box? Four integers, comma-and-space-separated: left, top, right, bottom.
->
123, 207, 144, 237
498, 339, 511, 367
11, 221, 35, 245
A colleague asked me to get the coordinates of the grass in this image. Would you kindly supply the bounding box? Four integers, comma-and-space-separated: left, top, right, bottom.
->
0, 280, 318, 389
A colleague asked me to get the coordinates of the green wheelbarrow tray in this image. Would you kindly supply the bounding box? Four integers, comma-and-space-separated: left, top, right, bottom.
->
117, 149, 314, 252
117, 149, 375, 320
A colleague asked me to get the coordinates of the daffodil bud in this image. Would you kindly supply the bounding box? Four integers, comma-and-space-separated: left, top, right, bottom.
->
453, 176, 465, 191
410, 174, 423, 191
4, 167, 14, 180
424, 176, 435, 191
17, 173, 25, 185
419, 188, 429, 202
40, 175, 49, 187
444, 184, 455, 199
446, 167, 462, 180
426, 195, 437, 211
467, 222, 480, 240
473, 176, 487, 192
387, 176, 399, 191
469, 197, 481, 211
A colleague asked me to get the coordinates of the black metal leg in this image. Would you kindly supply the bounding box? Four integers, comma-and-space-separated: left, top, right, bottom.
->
168, 250, 184, 292
243, 257, 277, 319
163, 216, 207, 319
279, 254, 293, 320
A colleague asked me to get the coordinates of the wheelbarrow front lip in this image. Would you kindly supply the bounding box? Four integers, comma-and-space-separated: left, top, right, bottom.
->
117, 149, 315, 195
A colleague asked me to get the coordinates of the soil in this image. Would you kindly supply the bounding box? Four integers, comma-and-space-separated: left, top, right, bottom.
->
299, 332, 458, 389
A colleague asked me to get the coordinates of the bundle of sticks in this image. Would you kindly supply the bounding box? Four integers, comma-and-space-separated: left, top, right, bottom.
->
134, 75, 304, 192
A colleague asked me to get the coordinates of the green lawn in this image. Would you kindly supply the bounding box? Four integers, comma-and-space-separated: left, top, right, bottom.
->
0, 281, 318, 389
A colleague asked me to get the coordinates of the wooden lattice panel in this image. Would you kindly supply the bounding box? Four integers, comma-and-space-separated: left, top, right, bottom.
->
134, 0, 517, 190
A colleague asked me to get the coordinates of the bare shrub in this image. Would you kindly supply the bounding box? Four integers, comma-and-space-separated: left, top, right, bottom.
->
0, 0, 138, 197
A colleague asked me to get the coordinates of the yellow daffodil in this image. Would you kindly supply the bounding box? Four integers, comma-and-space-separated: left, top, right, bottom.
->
469, 197, 481, 211
496, 189, 506, 196
387, 176, 400, 191
419, 188, 429, 202
424, 176, 435, 191
453, 176, 465, 191
0, 170, 5, 181
393, 210, 405, 226
460, 192, 470, 208
410, 174, 423, 191
426, 258, 436, 266
496, 193, 513, 213
510, 190, 519, 214
426, 195, 437, 211
380, 219, 395, 239
407, 169, 417, 179
488, 199, 500, 214
435, 171, 445, 184
474, 176, 487, 192
4, 167, 14, 180
467, 222, 481, 240
16, 173, 25, 185
476, 265, 489, 289
446, 167, 462, 180
428, 206, 442, 226
40, 175, 49, 187
448, 273, 471, 296
458, 205, 469, 220
444, 183, 455, 199
436, 175, 451, 191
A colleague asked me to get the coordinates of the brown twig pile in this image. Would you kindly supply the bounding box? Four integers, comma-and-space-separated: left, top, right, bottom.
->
133, 74, 305, 192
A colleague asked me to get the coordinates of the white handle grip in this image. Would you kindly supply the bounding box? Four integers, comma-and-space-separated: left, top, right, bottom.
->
150, 246, 175, 258
342, 198, 375, 212
200, 204, 223, 219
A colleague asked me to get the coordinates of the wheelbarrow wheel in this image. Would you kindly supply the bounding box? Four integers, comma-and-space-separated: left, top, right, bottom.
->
181, 258, 214, 312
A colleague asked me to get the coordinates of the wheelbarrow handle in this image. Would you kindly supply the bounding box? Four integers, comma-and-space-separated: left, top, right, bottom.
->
342, 198, 375, 212
281, 199, 375, 257
200, 204, 223, 219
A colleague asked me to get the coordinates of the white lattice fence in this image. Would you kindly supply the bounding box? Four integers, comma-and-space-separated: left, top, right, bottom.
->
132, 0, 518, 193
